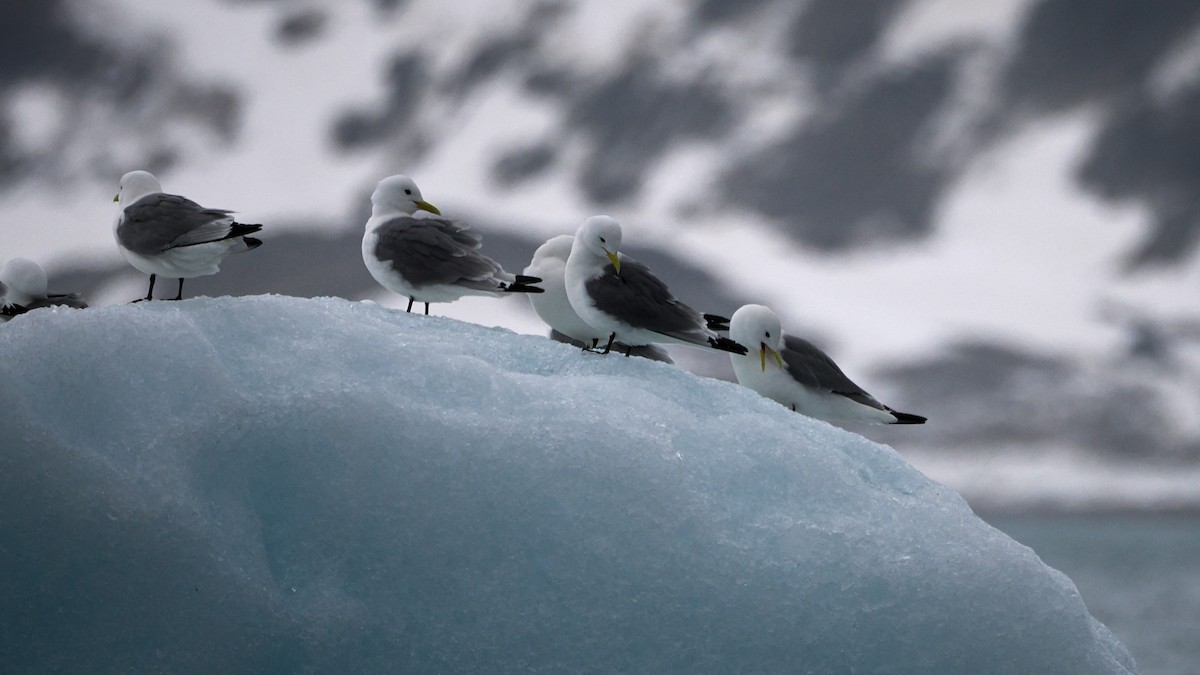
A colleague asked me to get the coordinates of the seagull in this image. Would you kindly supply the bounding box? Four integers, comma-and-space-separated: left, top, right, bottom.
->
361, 175, 543, 315
525, 235, 673, 363
0, 258, 87, 321
113, 170, 263, 302
563, 215, 746, 356
729, 304, 926, 425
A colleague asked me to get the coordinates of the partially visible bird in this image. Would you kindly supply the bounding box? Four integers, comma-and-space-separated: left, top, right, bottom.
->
563, 215, 746, 356
113, 170, 262, 302
525, 235, 673, 363
0, 258, 87, 321
361, 175, 542, 315
728, 304, 926, 425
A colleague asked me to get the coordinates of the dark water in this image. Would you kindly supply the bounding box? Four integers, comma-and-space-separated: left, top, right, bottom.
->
987, 514, 1200, 675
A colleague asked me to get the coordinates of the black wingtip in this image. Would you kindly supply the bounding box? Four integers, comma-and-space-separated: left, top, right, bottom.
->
242, 236, 264, 250
500, 281, 544, 294
890, 411, 927, 425
703, 313, 731, 331
499, 274, 543, 293
230, 221, 264, 237
709, 336, 748, 355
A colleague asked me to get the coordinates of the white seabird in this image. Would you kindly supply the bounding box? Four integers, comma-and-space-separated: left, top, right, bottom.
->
563, 215, 745, 356
362, 175, 543, 315
524, 234, 673, 363
729, 304, 926, 425
0, 258, 87, 321
113, 170, 262, 301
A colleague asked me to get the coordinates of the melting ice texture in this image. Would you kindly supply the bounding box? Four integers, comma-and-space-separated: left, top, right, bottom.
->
0, 296, 1135, 673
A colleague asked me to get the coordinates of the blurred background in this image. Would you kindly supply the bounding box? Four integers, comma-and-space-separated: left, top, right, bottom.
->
3, 0, 1198, 670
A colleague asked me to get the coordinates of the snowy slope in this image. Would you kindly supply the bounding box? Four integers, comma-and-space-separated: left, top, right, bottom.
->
0, 296, 1134, 672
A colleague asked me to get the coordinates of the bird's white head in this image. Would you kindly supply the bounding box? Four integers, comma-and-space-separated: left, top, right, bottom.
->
0, 258, 48, 307
731, 304, 786, 372
371, 175, 441, 218
574, 215, 622, 273
115, 170, 162, 207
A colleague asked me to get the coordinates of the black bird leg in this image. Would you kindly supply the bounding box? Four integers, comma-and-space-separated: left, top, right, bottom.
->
424, 303, 429, 315
406, 297, 415, 313
171, 279, 185, 301
133, 274, 157, 303
600, 332, 616, 354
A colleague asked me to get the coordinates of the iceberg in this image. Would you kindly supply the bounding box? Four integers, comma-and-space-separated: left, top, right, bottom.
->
0, 296, 1135, 673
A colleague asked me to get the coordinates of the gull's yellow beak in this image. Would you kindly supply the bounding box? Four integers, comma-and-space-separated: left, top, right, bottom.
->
606, 251, 621, 274
113, 193, 119, 203
415, 200, 441, 216
760, 344, 784, 371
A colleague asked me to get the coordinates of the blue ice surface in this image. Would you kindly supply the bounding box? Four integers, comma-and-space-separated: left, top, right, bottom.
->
0, 296, 1136, 673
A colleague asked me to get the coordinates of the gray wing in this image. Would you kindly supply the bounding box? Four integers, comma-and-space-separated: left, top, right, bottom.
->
583, 256, 707, 341
118, 193, 252, 255
781, 335, 887, 411
372, 216, 508, 290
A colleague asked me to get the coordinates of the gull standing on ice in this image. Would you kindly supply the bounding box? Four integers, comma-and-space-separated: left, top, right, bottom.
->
362, 175, 543, 315
113, 170, 263, 301
524, 235, 673, 363
563, 215, 746, 356
0, 258, 87, 321
729, 304, 926, 425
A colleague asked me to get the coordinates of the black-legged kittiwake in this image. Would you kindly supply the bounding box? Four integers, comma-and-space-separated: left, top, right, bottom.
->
362, 175, 543, 315
563, 215, 746, 356
0, 258, 87, 321
525, 234, 673, 363
114, 170, 263, 302
729, 304, 926, 425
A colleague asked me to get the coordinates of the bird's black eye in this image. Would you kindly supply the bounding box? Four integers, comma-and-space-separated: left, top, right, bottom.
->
404, 189, 412, 195
599, 237, 606, 243
765, 332, 771, 338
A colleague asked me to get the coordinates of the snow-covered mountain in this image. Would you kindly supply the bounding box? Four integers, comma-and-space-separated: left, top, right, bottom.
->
3, 0, 1199, 509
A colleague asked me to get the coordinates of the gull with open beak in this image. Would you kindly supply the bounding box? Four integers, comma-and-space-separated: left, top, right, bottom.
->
729, 304, 926, 425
